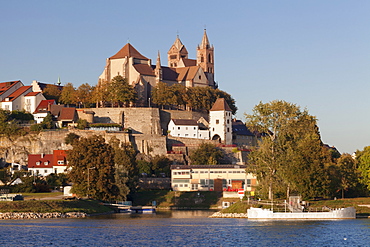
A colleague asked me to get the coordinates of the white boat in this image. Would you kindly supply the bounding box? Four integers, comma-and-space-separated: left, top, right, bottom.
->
247, 206, 356, 219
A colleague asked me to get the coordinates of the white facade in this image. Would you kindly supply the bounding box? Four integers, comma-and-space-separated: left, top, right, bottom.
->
209, 109, 232, 145
24, 93, 45, 114
168, 119, 210, 139
28, 167, 54, 177
171, 165, 256, 193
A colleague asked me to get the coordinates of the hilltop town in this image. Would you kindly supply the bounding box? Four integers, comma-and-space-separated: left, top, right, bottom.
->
0, 31, 259, 200
0, 31, 368, 206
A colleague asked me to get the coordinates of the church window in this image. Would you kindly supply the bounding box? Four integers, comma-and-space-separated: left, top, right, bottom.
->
199, 75, 201, 80
201, 56, 204, 62
208, 54, 212, 63
227, 128, 230, 132
170, 55, 177, 59
227, 119, 230, 124
174, 63, 177, 67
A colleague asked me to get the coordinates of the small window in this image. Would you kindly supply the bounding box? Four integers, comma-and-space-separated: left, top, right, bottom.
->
216, 120, 219, 124
199, 75, 201, 80
178, 127, 180, 130
44, 162, 48, 166
227, 128, 230, 132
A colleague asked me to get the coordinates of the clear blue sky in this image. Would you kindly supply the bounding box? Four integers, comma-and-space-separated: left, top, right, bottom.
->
1, 1, 369, 154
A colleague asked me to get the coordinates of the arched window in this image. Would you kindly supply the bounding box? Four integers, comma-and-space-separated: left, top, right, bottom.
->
208, 54, 212, 63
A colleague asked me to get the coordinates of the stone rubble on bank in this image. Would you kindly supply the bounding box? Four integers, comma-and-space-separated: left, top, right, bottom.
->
209, 212, 248, 218
0, 212, 87, 220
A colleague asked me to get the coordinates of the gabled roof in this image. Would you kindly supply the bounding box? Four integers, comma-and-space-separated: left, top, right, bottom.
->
50, 104, 64, 117
232, 120, 255, 136
25, 92, 41, 97
36, 82, 63, 92
182, 58, 196, 67
0, 80, 22, 96
175, 66, 200, 81
134, 64, 155, 76
210, 98, 232, 112
110, 43, 149, 60
34, 99, 55, 114
27, 154, 54, 168
2, 86, 32, 102
171, 119, 198, 126
58, 107, 77, 121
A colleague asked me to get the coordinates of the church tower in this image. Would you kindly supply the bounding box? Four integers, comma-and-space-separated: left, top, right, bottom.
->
197, 29, 215, 88
167, 35, 188, 68
155, 51, 162, 83
209, 98, 232, 145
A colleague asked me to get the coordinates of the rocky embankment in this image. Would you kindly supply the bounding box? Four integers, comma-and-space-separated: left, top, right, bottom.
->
0, 212, 87, 220
209, 212, 248, 218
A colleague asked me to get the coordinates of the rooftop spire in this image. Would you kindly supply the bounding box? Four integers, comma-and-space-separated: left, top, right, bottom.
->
200, 29, 210, 49
156, 50, 161, 69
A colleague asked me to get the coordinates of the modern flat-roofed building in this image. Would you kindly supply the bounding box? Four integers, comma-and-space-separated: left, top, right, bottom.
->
171, 165, 256, 194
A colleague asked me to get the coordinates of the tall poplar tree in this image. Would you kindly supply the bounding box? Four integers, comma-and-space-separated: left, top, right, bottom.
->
245, 100, 331, 200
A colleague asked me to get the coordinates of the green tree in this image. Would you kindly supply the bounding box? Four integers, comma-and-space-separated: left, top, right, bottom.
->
151, 155, 172, 176
43, 84, 62, 103
92, 80, 110, 108
152, 81, 174, 108
189, 143, 224, 165
59, 82, 76, 106
42, 113, 54, 129
356, 146, 370, 191
64, 132, 80, 145
335, 153, 359, 198
109, 136, 138, 200
67, 135, 119, 200
108, 75, 137, 107
245, 100, 331, 200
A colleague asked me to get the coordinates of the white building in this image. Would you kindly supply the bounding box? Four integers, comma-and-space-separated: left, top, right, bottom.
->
209, 98, 233, 145
171, 165, 256, 194
168, 119, 210, 139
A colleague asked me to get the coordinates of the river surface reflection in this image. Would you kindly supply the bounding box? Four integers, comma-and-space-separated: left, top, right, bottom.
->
0, 210, 369, 246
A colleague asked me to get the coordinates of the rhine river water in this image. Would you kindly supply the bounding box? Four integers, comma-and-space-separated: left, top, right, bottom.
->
0, 210, 369, 246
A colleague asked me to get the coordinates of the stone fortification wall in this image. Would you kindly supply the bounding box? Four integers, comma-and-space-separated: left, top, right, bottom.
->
160, 110, 208, 134
83, 107, 162, 135
0, 129, 167, 166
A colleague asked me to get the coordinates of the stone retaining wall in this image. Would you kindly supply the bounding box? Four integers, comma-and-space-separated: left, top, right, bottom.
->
0, 212, 87, 220
209, 212, 248, 218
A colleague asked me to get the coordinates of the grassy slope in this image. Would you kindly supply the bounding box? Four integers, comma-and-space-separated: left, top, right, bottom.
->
0, 200, 113, 214
130, 190, 223, 209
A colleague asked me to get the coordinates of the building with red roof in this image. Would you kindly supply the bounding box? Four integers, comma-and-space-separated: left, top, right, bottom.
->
33, 99, 56, 123
27, 150, 68, 176
98, 30, 216, 106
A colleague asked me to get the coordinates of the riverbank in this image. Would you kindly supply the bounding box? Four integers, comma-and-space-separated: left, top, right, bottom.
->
0, 199, 113, 215
0, 211, 87, 220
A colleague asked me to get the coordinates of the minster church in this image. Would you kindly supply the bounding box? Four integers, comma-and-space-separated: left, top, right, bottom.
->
98, 30, 216, 106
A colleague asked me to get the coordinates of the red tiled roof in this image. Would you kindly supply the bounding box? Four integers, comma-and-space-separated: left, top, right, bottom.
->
134, 64, 155, 76
58, 107, 77, 121
0, 80, 23, 96
27, 154, 54, 168
171, 119, 198, 126
175, 66, 200, 81
2, 86, 32, 102
25, 92, 41, 97
182, 58, 196, 67
110, 43, 148, 60
34, 100, 55, 114
53, 150, 67, 166
210, 98, 232, 112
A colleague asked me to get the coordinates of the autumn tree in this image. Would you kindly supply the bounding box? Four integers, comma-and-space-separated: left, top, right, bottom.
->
67, 135, 119, 200
59, 83, 76, 106
189, 143, 224, 165
43, 84, 62, 103
75, 83, 94, 108
92, 80, 110, 108
245, 100, 331, 200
